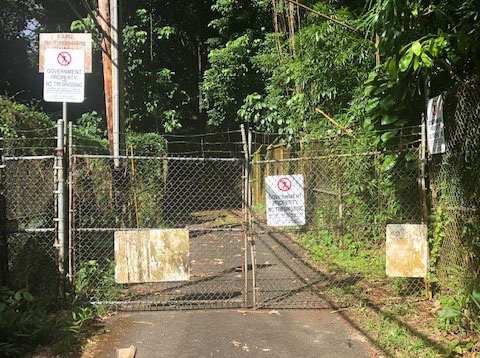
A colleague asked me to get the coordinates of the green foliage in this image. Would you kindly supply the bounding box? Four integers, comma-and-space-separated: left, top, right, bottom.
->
0, 286, 97, 358
363, 305, 445, 358
0, 96, 53, 135
301, 230, 385, 279
204, 2, 372, 134
361, 0, 480, 147
202, 35, 260, 126
71, 7, 190, 133
437, 287, 480, 334
75, 260, 122, 303
0, 96, 55, 155
126, 132, 167, 156
428, 205, 450, 285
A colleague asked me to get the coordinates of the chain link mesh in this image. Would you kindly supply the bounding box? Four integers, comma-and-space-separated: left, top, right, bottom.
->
251, 137, 425, 308
430, 75, 480, 294
3, 157, 57, 294
4, 103, 477, 310
71, 155, 246, 309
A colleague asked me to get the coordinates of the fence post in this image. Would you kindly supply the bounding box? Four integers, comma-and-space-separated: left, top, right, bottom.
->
247, 127, 258, 308
240, 125, 248, 306
241, 125, 257, 308
54, 119, 66, 298
0, 137, 8, 286
67, 121, 74, 283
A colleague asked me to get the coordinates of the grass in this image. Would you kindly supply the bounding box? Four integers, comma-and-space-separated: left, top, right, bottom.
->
300, 230, 385, 279
362, 306, 442, 358
299, 229, 480, 358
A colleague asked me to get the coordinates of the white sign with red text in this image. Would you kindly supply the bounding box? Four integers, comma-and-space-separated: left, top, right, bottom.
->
265, 174, 305, 227
43, 48, 85, 103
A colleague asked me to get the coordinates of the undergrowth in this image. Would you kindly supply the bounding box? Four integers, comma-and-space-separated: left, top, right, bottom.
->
301, 230, 385, 279
0, 286, 100, 358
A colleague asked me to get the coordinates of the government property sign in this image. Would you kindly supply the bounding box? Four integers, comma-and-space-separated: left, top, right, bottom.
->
43, 49, 85, 103
265, 174, 306, 227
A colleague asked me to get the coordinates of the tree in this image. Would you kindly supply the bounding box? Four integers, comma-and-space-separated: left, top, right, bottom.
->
362, 0, 480, 146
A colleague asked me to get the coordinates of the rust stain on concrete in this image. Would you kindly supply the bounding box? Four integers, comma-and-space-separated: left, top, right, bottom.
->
386, 224, 428, 278
115, 229, 190, 283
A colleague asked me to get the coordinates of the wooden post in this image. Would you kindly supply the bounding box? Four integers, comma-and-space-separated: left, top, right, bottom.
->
98, 0, 114, 154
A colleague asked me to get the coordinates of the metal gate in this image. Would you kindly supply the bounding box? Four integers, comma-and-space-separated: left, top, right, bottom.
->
70, 154, 248, 309
1, 121, 426, 310
249, 135, 424, 309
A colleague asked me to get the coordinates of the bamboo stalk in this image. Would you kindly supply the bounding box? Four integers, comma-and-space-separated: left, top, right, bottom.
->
314, 108, 353, 136
283, 0, 357, 32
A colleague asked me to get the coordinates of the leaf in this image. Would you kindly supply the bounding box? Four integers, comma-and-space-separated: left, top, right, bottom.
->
405, 152, 418, 161
421, 52, 432, 67
439, 306, 460, 319
472, 286, 480, 308
363, 117, 372, 129
412, 41, 422, 56
380, 129, 399, 142
381, 114, 398, 125
381, 154, 398, 172
14, 291, 22, 301
399, 49, 414, 72
379, 95, 395, 110
364, 85, 374, 96
22, 291, 33, 302
366, 98, 380, 113
387, 57, 397, 77
413, 55, 420, 71
394, 118, 410, 127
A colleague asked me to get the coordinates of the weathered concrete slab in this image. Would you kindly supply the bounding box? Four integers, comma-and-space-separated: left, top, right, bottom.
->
386, 224, 428, 277
114, 229, 189, 284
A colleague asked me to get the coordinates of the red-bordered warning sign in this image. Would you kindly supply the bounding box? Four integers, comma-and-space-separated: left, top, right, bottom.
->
277, 177, 292, 192
265, 174, 305, 227
57, 51, 72, 66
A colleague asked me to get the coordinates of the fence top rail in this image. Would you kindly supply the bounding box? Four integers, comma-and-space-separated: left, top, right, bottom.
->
252, 148, 418, 164
73, 154, 244, 162
4, 155, 55, 161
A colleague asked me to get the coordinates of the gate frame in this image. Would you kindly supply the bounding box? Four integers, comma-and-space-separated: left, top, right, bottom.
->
67, 132, 251, 309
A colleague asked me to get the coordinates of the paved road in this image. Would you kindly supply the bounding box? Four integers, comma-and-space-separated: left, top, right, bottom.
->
84, 309, 372, 358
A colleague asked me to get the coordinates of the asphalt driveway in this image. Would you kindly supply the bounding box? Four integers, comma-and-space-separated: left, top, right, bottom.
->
83, 309, 372, 358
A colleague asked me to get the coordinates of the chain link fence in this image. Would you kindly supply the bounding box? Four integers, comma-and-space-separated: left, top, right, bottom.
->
2, 96, 479, 310
250, 133, 425, 308
0, 129, 58, 296
71, 154, 247, 309
430, 75, 480, 295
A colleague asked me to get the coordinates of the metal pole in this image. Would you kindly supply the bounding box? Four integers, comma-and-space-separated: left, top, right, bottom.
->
68, 122, 73, 283
0, 137, 8, 286
247, 127, 258, 308
62, 102, 67, 146
55, 119, 66, 298
240, 125, 249, 307
421, 77, 430, 224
